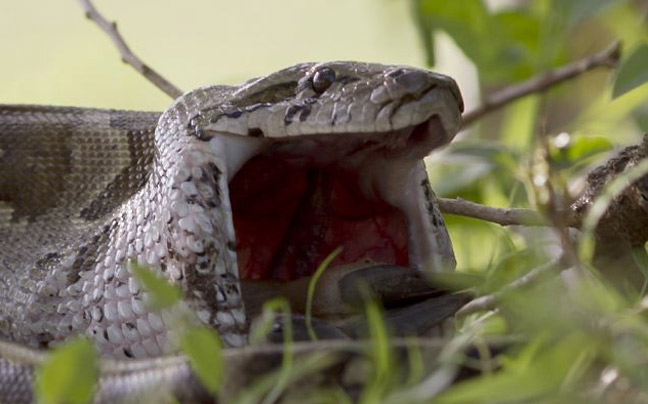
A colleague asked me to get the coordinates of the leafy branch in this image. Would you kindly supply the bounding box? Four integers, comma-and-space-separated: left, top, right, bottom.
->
462, 41, 622, 126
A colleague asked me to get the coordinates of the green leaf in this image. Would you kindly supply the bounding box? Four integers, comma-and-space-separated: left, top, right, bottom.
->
633, 101, 648, 132
181, 327, 223, 394
501, 95, 540, 153
491, 11, 543, 80
435, 333, 597, 404
247, 298, 295, 404
477, 314, 508, 336
414, 1, 558, 82
613, 44, 648, 99
632, 246, 648, 290
557, 0, 630, 26
130, 261, 182, 310
36, 338, 98, 404
229, 352, 341, 404
565, 136, 613, 161
305, 246, 343, 341
417, 0, 492, 68
360, 297, 393, 404
428, 142, 520, 196
550, 135, 614, 170
410, 0, 435, 66
248, 297, 294, 346
425, 271, 486, 291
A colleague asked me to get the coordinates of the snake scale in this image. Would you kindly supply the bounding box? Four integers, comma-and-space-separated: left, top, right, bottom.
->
0, 62, 464, 402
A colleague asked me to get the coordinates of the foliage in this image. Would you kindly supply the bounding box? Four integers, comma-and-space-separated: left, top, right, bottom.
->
180, 327, 223, 395
613, 44, 648, 98
130, 261, 183, 310
305, 247, 344, 341
423, 0, 647, 272
414, 0, 648, 402
36, 338, 98, 404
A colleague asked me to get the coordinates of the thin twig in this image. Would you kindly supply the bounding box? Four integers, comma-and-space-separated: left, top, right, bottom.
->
78, 0, 183, 99
437, 197, 579, 227
456, 258, 566, 317
462, 41, 621, 126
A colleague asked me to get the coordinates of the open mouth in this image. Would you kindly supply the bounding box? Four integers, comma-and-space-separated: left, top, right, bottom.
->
226, 115, 455, 282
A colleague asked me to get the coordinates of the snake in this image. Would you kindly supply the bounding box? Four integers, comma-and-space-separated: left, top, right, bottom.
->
0, 61, 464, 402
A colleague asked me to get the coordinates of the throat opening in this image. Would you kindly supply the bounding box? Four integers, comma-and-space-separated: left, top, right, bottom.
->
229, 154, 410, 281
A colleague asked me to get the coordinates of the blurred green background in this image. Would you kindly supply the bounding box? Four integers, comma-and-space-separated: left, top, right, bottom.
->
0, 0, 468, 110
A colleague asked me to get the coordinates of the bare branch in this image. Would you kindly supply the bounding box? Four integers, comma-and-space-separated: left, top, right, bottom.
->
437, 197, 579, 227
78, 0, 183, 99
462, 41, 621, 126
456, 258, 566, 317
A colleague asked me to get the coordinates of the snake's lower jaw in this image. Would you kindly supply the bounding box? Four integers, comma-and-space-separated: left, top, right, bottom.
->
219, 112, 457, 284
246, 263, 470, 342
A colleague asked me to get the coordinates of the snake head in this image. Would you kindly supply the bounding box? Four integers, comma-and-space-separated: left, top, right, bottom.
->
178, 62, 465, 282
199, 61, 463, 150
139, 62, 466, 346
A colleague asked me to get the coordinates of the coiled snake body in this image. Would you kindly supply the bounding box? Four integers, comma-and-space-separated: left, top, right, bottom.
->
0, 62, 463, 402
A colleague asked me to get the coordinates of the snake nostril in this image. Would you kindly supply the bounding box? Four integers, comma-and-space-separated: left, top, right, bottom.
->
386, 68, 406, 78
392, 70, 430, 95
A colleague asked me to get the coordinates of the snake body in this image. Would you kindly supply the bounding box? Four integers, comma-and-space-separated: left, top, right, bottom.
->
0, 62, 463, 401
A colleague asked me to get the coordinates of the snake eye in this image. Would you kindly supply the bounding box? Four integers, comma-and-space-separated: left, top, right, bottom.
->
311, 67, 336, 93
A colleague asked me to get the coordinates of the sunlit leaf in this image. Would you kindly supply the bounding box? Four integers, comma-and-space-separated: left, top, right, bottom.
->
425, 271, 486, 291
417, 0, 493, 68
612, 333, 648, 387
435, 333, 597, 404
262, 301, 294, 404
501, 96, 540, 153
306, 247, 343, 341
410, 0, 435, 66
181, 327, 223, 394
229, 352, 341, 404
566, 136, 613, 161
491, 11, 543, 79
254, 298, 293, 344
477, 314, 508, 336
446, 142, 520, 169
130, 261, 183, 310
557, 0, 630, 26
633, 101, 648, 132
613, 44, 648, 99
571, 276, 626, 316
36, 338, 98, 404
631, 246, 648, 289
428, 142, 520, 196
493, 11, 541, 54
245, 298, 294, 404
550, 135, 614, 170
360, 297, 393, 403
430, 162, 494, 196
415, 0, 564, 81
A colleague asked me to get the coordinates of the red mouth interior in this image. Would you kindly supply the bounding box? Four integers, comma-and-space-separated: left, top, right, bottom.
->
230, 155, 410, 281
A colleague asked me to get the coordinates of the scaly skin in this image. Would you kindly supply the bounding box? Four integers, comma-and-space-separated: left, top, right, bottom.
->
0, 61, 464, 402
